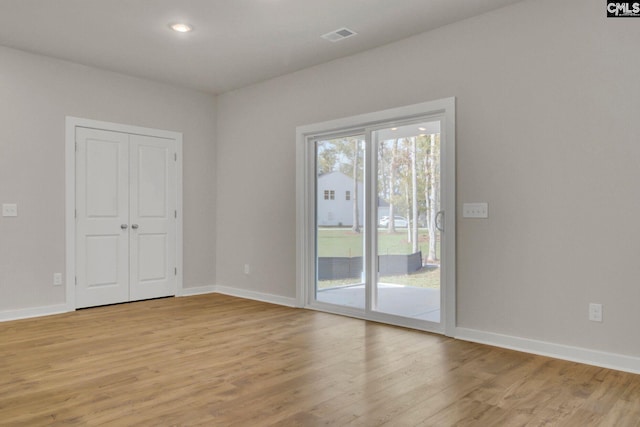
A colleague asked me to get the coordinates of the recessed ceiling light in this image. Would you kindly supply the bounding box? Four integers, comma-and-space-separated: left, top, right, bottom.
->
391, 128, 398, 131
170, 23, 193, 33
418, 127, 426, 131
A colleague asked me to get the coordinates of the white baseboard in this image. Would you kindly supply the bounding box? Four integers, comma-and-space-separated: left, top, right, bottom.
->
455, 327, 640, 375
0, 286, 295, 322
179, 284, 297, 308
0, 303, 71, 322
179, 285, 217, 297
214, 285, 298, 308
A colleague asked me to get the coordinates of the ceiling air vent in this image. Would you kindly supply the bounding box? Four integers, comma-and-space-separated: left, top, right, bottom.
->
321, 27, 357, 42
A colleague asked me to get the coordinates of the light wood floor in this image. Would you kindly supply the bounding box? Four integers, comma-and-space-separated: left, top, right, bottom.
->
1, 294, 638, 426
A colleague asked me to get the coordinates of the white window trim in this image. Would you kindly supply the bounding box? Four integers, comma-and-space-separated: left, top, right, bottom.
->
295, 98, 456, 337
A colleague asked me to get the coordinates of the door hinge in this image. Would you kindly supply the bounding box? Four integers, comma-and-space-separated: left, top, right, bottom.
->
75, 276, 78, 286
174, 210, 177, 218
75, 141, 79, 152
174, 267, 177, 276
174, 153, 177, 161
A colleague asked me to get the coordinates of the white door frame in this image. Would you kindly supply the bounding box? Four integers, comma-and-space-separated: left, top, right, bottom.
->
295, 98, 456, 336
65, 116, 183, 311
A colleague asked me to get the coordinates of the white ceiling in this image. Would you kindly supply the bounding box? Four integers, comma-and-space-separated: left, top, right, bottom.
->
0, 0, 524, 94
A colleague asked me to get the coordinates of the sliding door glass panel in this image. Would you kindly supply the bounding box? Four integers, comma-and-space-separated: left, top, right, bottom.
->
374, 122, 441, 322
315, 135, 366, 309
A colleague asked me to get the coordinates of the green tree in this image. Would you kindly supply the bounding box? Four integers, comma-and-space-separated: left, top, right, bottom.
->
426, 134, 440, 261
351, 138, 361, 232
317, 142, 338, 175
411, 137, 419, 253
332, 136, 364, 232
387, 139, 399, 233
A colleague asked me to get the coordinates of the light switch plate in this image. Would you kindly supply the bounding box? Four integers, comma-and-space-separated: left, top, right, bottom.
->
589, 303, 603, 322
2, 203, 17, 217
463, 202, 488, 218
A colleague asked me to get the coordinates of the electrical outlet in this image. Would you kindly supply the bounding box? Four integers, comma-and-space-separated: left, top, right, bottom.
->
463, 202, 488, 218
589, 303, 603, 322
53, 273, 63, 286
244, 264, 251, 275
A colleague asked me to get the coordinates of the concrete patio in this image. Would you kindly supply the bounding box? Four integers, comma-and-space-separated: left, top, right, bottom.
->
317, 283, 440, 323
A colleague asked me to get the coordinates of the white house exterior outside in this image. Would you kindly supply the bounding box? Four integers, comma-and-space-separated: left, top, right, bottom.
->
317, 171, 363, 227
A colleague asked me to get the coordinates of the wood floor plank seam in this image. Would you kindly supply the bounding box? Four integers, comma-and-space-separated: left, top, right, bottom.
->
1, 294, 638, 426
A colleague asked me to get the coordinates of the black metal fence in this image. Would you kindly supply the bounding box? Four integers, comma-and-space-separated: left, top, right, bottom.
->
318, 251, 422, 280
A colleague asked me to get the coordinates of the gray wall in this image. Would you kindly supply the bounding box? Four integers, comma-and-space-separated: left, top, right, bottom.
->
0, 46, 217, 311
216, 0, 640, 357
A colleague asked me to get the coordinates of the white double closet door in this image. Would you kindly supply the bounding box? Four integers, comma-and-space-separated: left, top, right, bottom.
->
75, 127, 177, 309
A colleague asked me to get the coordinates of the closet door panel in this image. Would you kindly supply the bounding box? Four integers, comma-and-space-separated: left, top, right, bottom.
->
129, 134, 177, 301
75, 128, 130, 308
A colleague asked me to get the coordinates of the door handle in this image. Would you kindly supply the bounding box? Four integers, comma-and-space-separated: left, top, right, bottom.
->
435, 210, 445, 232
131, 224, 139, 229
121, 224, 128, 230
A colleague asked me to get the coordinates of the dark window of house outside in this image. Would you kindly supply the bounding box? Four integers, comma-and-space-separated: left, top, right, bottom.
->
324, 190, 335, 200
346, 191, 351, 201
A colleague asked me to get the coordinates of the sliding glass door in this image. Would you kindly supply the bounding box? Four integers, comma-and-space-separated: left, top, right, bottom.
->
315, 134, 366, 310
373, 121, 441, 323
298, 99, 455, 334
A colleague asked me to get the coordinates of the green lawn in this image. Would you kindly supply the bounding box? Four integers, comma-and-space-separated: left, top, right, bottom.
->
317, 227, 440, 258
317, 227, 441, 290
